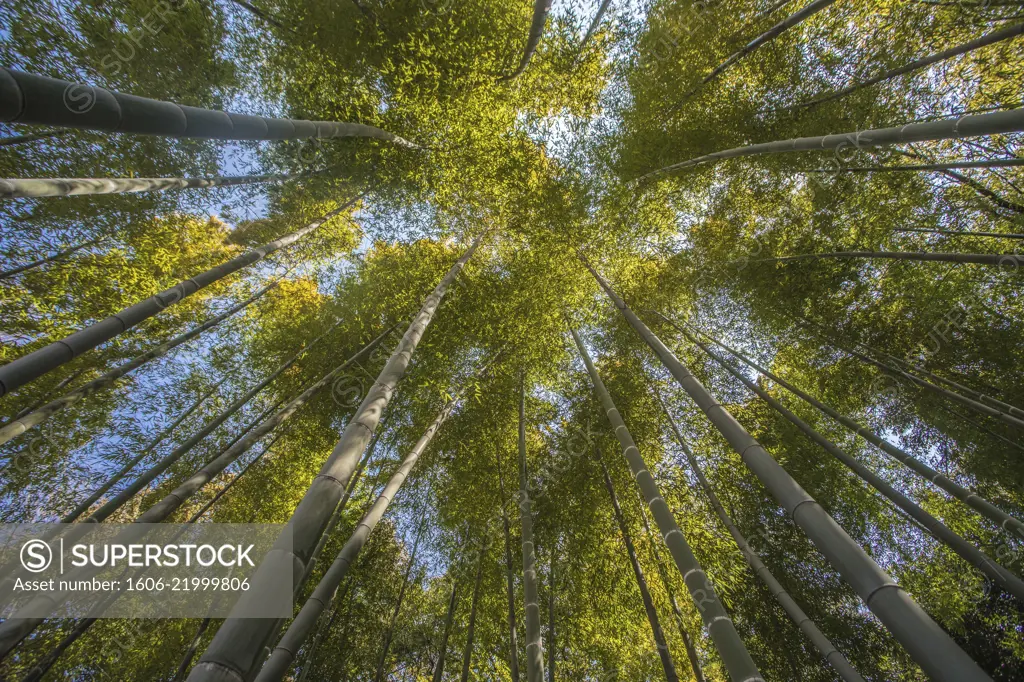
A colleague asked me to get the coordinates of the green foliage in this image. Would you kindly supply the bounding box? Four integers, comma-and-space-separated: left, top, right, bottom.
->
2, 0, 1023, 679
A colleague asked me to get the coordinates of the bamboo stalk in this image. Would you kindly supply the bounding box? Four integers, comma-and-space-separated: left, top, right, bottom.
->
670, 317, 1024, 540
0, 195, 361, 397
0, 68, 418, 147
635, 108, 1024, 181
653, 387, 865, 682
581, 255, 991, 681
0, 282, 278, 448
189, 234, 486, 681
568, 321, 763, 682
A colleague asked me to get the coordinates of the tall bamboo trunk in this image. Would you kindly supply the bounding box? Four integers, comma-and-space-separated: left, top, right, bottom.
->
63, 373, 226, 513
567, 323, 762, 682
174, 618, 214, 682
299, 416, 394, 598
9, 368, 83, 421
519, 374, 546, 682
250, 391, 465, 682
798, 22, 1024, 109
636, 502, 707, 682
0, 172, 310, 199
598, 451, 679, 682
653, 386, 866, 682
746, 250, 1024, 268
188, 233, 484, 682
496, 445, 522, 681
225, 0, 296, 33
80, 314, 346, 525
675, 0, 838, 103
295, 586, 346, 682
579, 0, 612, 51
0, 130, 65, 147
0, 237, 100, 279
0, 331, 391, 658
433, 578, 460, 682
376, 518, 427, 682
0, 68, 417, 147
500, 0, 552, 81
635, 107, 1024, 181
895, 227, 1024, 240
0, 281, 277, 447
836, 339, 1024, 430
581, 257, 992, 682
461, 543, 487, 682
802, 158, 1024, 173
941, 167, 1024, 215
847, 335, 1024, 422
689, 331, 1024, 600
674, 318, 1024, 540
0, 394, 275, 592
0, 195, 361, 398
546, 542, 555, 682
185, 429, 288, 524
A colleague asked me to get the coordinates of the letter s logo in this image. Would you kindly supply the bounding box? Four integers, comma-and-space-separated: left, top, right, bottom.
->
20, 539, 52, 573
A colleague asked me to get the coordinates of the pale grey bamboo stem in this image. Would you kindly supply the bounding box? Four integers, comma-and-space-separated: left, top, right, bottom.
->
185, 429, 288, 524
857, 342, 1024, 421
294, 588, 345, 682
636, 500, 707, 682
188, 233, 484, 682
0, 131, 65, 147
0, 398, 276, 592
652, 387, 866, 682
635, 107, 1024, 181
496, 444, 522, 682
938, 403, 1024, 454
0, 68, 418, 147
432, 579, 460, 682
942, 167, 1024, 214
689, 332, 1024, 601
798, 23, 1024, 109
519, 374, 546, 682
581, 257, 992, 682
598, 449, 679, 682
744, 250, 1024, 267
0, 237, 100, 279
801, 158, 1024, 172
679, 0, 838, 100
500, 0, 552, 81
841, 343, 1024, 431
11, 369, 83, 421
84, 315, 344, 525
568, 324, 763, 682
0, 331, 389, 657
461, 540, 486, 682
62, 376, 229, 523
135, 329, 392, 526
545, 543, 555, 682
252, 397, 460, 682
579, 0, 612, 52
0, 196, 360, 397
895, 227, 1024, 240
0, 173, 301, 199
0, 282, 278, 447
375, 518, 426, 682
303, 420, 391, 598
673, 319, 1024, 541
90, 400, 280, 524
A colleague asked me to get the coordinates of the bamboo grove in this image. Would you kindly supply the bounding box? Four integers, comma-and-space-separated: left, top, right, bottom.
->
0, 0, 1022, 679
